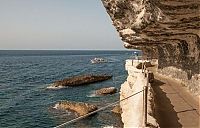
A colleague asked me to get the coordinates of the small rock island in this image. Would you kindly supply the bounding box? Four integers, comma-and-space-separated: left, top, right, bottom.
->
48, 74, 112, 89
95, 87, 117, 95
54, 101, 98, 116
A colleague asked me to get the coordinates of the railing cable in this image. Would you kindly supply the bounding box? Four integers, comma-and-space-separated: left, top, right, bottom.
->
54, 89, 144, 128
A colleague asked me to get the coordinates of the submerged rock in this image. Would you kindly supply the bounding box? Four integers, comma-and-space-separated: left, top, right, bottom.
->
54, 101, 98, 116
48, 74, 112, 89
112, 105, 122, 114
95, 87, 117, 95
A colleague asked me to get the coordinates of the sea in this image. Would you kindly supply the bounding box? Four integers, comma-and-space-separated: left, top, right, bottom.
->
0, 50, 140, 128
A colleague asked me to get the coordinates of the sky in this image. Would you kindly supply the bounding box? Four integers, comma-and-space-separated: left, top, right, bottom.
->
0, 0, 125, 50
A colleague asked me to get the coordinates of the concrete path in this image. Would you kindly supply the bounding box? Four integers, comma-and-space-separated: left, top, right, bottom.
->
151, 73, 200, 128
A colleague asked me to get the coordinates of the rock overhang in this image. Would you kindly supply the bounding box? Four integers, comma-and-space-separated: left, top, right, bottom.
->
101, 0, 200, 94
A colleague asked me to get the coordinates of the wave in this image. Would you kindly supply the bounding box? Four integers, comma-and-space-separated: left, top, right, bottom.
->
53, 103, 59, 109
46, 84, 68, 90
87, 91, 99, 98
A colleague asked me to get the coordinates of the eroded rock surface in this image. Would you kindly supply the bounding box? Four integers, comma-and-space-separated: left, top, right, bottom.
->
119, 60, 158, 127
136, 61, 153, 69
95, 87, 117, 95
54, 101, 98, 116
48, 74, 112, 89
112, 104, 122, 114
101, 0, 200, 94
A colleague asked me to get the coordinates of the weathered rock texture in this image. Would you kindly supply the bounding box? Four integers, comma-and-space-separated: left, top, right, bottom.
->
101, 0, 200, 94
112, 104, 122, 114
136, 61, 153, 69
48, 74, 112, 89
120, 59, 158, 127
54, 101, 98, 116
95, 87, 117, 95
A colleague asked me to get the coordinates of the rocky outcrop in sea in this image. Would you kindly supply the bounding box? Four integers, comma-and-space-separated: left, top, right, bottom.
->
112, 105, 122, 114
95, 87, 117, 95
54, 101, 98, 116
48, 74, 112, 89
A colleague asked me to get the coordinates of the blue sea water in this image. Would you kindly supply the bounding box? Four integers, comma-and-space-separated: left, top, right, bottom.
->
0, 50, 139, 128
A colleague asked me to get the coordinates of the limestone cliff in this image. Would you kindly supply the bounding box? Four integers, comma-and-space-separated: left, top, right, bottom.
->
101, 0, 200, 94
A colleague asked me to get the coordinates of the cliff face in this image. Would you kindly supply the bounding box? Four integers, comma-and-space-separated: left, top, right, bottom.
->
101, 0, 200, 94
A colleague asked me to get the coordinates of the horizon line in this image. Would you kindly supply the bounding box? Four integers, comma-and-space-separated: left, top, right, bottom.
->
0, 49, 139, 51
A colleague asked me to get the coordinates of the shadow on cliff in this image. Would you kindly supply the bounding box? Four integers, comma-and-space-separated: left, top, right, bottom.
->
151, 79, 182, 128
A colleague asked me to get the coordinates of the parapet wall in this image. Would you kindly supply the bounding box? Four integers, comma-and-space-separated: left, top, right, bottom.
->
120, 60, 158, 127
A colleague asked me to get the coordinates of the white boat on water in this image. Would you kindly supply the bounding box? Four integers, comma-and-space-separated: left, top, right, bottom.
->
91, 58, 107, 64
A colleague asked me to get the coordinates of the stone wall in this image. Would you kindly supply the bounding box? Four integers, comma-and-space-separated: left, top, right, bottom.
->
120, 60, 158, 127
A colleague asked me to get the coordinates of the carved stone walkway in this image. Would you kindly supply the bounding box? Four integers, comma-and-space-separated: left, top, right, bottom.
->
151, 73, 200, 128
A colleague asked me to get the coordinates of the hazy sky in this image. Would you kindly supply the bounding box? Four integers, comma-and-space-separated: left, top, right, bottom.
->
0, 0, 125, 50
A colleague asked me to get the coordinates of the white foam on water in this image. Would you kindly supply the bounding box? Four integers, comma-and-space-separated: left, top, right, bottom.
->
47, 84, 67, 90
87, 91, 98, 98
53, 103, 59, 109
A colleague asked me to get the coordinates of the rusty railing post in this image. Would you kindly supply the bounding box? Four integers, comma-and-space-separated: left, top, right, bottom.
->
143, 71, 149, 127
